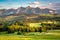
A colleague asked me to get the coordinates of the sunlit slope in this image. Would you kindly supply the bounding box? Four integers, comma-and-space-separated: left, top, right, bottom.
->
0, 14, 60, 22
0, 15, 25, 22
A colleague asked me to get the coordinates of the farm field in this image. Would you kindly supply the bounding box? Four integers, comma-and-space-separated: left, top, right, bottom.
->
0, 30, 60, 40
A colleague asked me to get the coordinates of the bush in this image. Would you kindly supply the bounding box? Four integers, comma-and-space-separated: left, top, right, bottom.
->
7, 29, 15, 33
17, 31, 22, 35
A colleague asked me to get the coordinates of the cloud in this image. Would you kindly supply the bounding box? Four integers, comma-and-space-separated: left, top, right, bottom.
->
46, 3, 60, 10
34, 2, 40, 5
0, 6, 6, 9
0, 4, 21, 9
39, 3, 60, 10
29, 2, 34, 5
53, 3, 60, 9
46, 3, 53, 9
0, 6, 3, 7
48, 3, 53, 5
40, 6, 47, 9
29, 2, 40, 5
29, 2, 40, 8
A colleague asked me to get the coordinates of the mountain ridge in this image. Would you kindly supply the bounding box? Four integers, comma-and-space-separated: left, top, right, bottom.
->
0, 6, 60, 16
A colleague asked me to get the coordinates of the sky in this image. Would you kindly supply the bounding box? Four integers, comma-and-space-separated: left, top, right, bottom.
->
0, 0, 60, 9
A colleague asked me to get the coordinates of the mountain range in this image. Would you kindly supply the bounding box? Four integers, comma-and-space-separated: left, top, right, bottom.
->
0, 6, 60, 16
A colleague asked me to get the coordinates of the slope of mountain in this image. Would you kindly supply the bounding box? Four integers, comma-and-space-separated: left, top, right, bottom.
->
33, 7, 41, 14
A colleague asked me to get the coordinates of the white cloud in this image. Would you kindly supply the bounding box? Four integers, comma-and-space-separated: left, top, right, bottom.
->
48, 3, 53, 5
29, 2, 40, 5
29, 2, 40, 8
29, 2, 34, 5
34, 2, 40, 5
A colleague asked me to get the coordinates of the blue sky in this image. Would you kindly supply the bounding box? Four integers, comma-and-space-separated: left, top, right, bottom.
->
0, 0, 60, 9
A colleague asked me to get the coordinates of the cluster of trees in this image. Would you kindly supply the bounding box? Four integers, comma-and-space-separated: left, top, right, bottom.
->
0, 20, 60, 34
7, 23, 44, 33
0, 21, 46, 34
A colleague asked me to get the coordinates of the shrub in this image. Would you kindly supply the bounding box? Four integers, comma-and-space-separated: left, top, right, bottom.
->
17, 31, 22, 35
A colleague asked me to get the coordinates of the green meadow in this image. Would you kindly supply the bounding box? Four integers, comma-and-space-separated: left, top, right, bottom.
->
0, 30, 60, 40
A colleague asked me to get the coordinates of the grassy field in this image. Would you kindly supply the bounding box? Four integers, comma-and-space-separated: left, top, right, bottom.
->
0, 30, 60, 40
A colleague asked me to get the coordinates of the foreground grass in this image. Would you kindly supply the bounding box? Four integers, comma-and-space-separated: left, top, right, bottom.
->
0, 30, 60, 40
